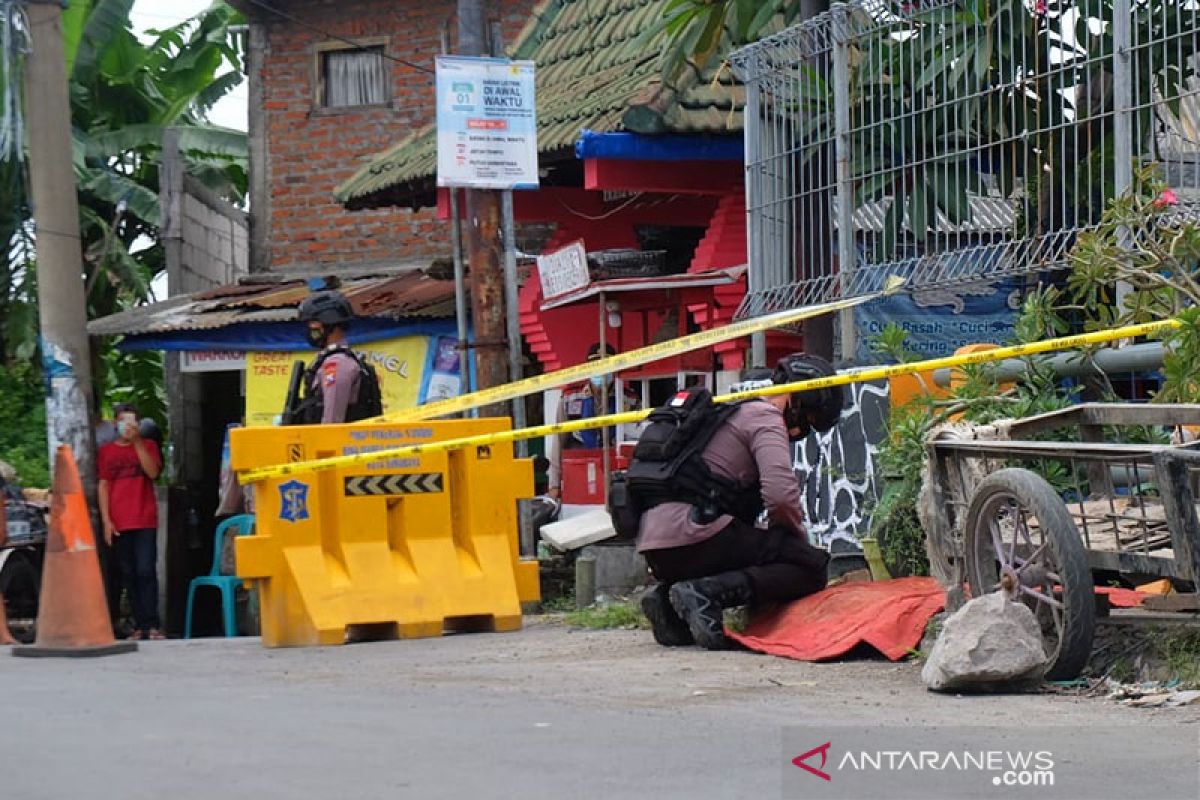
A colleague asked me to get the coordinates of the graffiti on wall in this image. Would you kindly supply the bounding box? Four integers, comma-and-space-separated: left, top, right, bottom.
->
793, 379, 889, 549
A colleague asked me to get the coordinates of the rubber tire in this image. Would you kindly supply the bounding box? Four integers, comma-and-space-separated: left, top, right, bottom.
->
963, 468, 1095, 681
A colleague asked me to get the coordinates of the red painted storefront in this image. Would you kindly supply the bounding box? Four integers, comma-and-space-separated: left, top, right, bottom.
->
437, 156, 802, 378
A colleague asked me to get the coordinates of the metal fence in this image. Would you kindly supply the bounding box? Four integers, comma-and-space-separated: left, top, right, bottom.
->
730, 0, 1200, 358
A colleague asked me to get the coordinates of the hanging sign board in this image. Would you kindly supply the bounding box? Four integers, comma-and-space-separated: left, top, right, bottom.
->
435, 55, 538, 190
536, 240, 589, 300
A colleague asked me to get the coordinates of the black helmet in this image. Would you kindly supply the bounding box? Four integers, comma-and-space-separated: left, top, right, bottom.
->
772, 352, 843, 437
298, 290, 354, 327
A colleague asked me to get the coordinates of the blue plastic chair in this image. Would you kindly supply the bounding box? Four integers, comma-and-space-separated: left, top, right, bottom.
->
184, 514, 255, 638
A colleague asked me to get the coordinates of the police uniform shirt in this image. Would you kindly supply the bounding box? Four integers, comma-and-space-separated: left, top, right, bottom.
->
309, 349, 362, 424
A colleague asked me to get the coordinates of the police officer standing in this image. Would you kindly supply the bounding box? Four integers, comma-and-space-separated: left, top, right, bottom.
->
288, 290, 381, 425
635, 354, 841, 650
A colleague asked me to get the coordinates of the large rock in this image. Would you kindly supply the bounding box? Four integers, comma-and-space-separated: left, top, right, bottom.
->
922, 592, 1048, 692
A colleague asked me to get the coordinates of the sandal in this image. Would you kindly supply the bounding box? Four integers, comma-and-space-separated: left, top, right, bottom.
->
126, 629, 144, 641
147, 629, 166, 641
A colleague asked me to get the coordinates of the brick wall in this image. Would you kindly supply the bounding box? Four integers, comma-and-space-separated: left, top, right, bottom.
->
251, 0, 538, 273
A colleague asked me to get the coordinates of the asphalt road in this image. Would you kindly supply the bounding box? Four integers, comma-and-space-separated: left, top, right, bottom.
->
1, 621, 1194, 800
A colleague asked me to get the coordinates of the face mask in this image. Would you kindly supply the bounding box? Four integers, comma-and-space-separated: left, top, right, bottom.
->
307, 325, 327, 348
589, 376, 607, 392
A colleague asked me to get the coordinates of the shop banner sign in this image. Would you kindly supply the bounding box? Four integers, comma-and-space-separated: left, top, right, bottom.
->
436, 55, 538, 190
245, 336, 431, 427
854, 278, 1022, 362
181, 350, 246, 373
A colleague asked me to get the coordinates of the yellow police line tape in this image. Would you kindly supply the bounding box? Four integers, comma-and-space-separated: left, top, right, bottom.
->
238, 317, 1182, 484
374, 276, 910, 423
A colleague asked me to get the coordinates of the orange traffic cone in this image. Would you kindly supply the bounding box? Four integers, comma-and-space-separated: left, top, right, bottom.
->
13, 445, 136, 658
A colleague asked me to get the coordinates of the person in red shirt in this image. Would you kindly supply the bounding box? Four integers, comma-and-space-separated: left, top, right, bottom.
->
98, 404, 163, 640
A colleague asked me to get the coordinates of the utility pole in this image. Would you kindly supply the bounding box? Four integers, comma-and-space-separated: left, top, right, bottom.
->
457, 0, 509, 415
24, 3, 96, 495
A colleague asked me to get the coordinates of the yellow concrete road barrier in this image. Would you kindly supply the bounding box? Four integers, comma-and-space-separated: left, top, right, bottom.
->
239, 318, 1181, 486
231, 418, 538, 647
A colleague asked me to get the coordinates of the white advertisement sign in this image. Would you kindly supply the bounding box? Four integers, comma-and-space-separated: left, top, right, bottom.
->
436, 55, 538, 190
537, 240, 590, 300
180, 350, 246, 373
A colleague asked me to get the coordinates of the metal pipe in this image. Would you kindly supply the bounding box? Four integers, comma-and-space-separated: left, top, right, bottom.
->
743, 51, 767, 367
932, 342, 1165, 388
831, 2, 857, 362
599, 290, 610, 504
441, 29, 473, 408
1112, 0, 1134, 310
500, 192, 525, 438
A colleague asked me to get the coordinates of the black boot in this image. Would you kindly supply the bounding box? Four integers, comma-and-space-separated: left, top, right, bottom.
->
668, 571, 754, 650
640, 583, 694, 647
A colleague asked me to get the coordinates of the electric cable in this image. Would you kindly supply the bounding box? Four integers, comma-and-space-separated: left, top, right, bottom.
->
240, 0, 434, 74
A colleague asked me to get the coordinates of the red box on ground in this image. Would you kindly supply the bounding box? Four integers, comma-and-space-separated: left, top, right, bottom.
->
561, 449, 604, 504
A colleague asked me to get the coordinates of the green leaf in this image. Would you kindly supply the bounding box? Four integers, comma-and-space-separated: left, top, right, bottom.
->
80, 168, 161, 228
177, 125, 249, 160
915, 48, 953, 91
99, 29, 146, 82
694, 9, 727, 67
746, 0, 782, 42
974, 28, 993, 84
62, 0, 92, 77
194, 71, 244, 115
72, 0, 136, 81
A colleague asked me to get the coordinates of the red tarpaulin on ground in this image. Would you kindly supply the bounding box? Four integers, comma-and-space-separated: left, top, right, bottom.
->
728, 579, 1152, 663
728, 577, 946, 662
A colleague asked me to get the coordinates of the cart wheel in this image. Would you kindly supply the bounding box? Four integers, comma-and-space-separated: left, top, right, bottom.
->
964, 468, 1094, 681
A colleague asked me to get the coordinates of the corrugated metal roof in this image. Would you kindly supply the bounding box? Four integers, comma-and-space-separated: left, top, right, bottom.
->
88, 270, 457, 338
851, 196, 1015, 234
335, 0, 776, 207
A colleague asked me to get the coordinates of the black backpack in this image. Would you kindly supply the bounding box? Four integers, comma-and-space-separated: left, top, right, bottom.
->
295, 346, 383, 424
608, 388, 762, 539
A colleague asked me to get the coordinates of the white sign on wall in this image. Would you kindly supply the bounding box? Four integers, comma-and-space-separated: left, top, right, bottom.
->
435, 55, 538, 190
537, 240, 590, 300
180, 350, 246, 373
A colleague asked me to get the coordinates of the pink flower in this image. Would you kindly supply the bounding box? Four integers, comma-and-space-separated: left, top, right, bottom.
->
901, 2, 914, 12
1157, 188, 1180, 207
1034, 0, 1048, 14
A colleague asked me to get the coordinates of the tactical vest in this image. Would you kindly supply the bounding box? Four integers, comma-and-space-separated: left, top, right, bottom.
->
608, 388, 763, 539
292, 346, 383, 425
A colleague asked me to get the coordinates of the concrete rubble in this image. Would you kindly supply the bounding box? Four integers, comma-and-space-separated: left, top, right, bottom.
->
1102, 682, 1200, 708
921, 592, 1048, 691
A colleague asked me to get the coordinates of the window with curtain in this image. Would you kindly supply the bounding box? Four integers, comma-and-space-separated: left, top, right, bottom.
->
321, 47, 387, 108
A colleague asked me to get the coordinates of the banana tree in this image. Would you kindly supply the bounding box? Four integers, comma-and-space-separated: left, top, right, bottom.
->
0, 0, 247, 436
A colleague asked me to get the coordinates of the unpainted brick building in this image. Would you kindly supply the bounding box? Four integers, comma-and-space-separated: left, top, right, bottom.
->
233, 0, 537, 273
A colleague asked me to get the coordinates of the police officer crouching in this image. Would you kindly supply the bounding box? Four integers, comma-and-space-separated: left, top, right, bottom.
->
615, 353, 842, 650
284, 290, 383, 425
